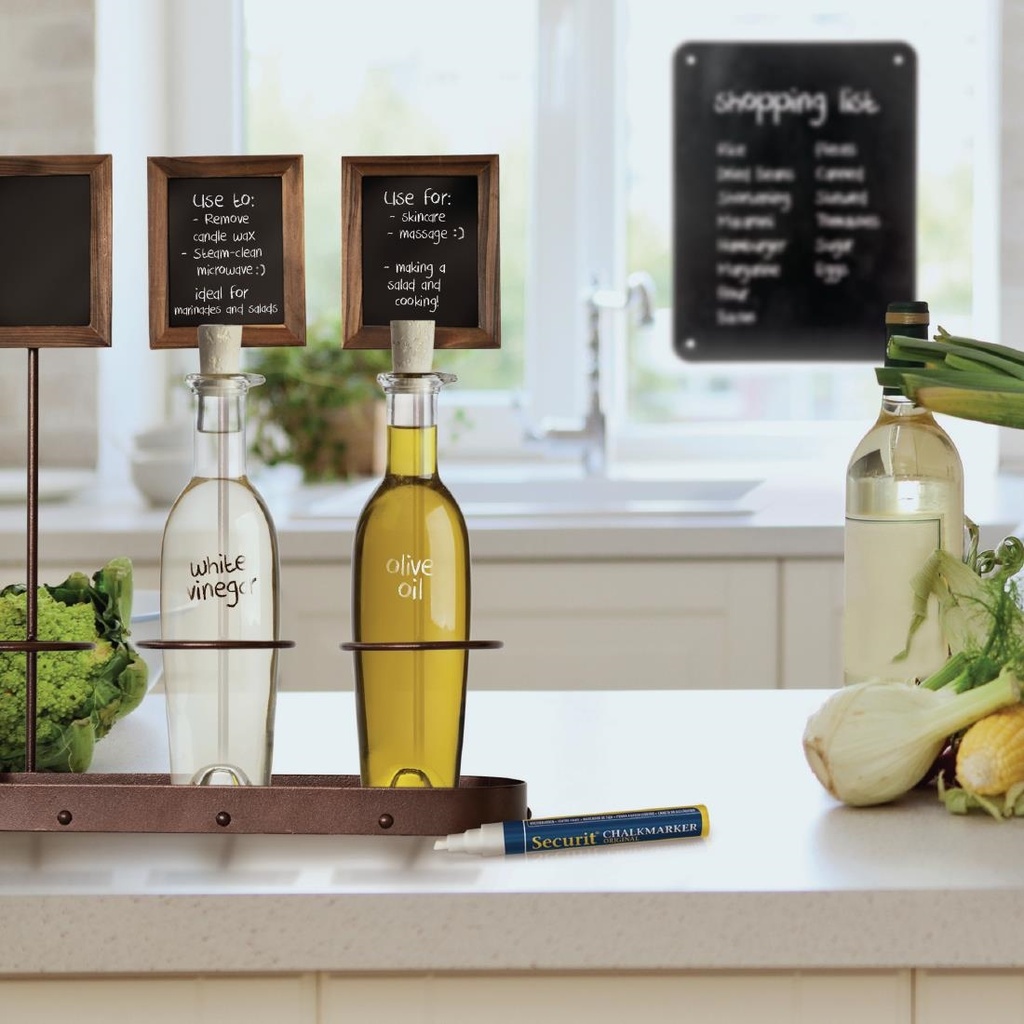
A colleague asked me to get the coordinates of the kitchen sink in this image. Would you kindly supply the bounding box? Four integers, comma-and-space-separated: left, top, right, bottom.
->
298, 470, 763, 518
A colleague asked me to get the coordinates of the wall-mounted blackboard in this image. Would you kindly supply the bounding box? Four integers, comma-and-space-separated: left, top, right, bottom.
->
148, 155, 305, 348
674, 42, 916, 362
342, 155, 500, 349
0, 155, 112, 347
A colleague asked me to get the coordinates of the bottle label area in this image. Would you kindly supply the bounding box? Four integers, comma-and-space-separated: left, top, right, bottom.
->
385, 552, 433, 602
186, 552, 260, 609
843, 514, 945, 683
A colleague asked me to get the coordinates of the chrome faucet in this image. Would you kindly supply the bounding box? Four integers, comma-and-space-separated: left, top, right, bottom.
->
526, 272, 656, 476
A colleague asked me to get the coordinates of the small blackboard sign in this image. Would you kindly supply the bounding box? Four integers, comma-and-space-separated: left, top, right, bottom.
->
148, 156, 305, 348
342, 155, 499, 349
674, 42, 916, 361
0, 155, 112, 347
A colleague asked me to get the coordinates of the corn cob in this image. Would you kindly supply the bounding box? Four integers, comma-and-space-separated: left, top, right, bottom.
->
956, 704, 1024, 795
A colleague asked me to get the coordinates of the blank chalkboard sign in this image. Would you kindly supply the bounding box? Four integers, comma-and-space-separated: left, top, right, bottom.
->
0, 155, 112, 347
148, 156, 305, 348
674, 42, 916, 362
342, 155, 500, 349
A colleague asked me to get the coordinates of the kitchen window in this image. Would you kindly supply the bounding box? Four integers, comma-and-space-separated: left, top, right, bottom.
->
96, 0, 1000, 484
240, 0, 999, 476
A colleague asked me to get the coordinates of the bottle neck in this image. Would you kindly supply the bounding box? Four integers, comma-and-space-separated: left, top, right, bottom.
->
882, 311, 929, 397
380, 372, 454, 478
879, 392, 930, 418
386, 422, 438, 478
188, 374, 257, 480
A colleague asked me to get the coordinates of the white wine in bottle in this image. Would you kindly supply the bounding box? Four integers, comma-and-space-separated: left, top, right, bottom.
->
843, 301, 964, 685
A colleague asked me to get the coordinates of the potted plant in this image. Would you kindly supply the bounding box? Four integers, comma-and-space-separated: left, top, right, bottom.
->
247, 316, 392, 482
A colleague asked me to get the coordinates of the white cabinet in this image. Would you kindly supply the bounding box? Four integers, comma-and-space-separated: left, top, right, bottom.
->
279, 562, 353, 691
780, 559, 844, 688
0, 970, 915, 1023
321, 971, 911, 1024
280, 559, 779, 691
471, 560, 778, 690
0, 976, 318, 1023
4, 554, 837, 692
11, 969, 1024, 1023
916, 972, 1024, 1024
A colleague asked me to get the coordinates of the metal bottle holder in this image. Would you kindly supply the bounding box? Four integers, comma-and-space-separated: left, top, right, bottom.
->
0, 349, 527, 835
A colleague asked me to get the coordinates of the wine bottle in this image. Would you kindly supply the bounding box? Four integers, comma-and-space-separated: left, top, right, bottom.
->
843, 301, 964, 685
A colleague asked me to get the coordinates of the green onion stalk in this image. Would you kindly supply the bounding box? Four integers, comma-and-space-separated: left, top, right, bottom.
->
877, 327, 1024, 429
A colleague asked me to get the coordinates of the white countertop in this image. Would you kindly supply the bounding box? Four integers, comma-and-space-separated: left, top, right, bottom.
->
3, 688, 1024, 976
2, 469, 1023, 563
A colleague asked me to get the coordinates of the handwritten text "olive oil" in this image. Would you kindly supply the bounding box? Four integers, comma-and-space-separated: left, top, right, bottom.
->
386, 553, 432, 601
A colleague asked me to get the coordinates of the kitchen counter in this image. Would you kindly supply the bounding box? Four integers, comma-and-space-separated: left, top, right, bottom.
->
2, 468, 1024, 564
2, 688, 1024, 976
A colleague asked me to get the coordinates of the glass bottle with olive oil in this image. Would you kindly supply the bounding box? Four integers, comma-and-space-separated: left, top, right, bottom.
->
352, 367, 470, 788
844, 301, 964, 685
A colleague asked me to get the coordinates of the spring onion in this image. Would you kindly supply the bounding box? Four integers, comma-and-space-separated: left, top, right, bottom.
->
877, 327, 1024, 428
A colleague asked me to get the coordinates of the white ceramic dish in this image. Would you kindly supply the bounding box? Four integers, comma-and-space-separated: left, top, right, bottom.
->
130, 451, 191, 507
133, 419, 192, 452
0, 469, 95, 505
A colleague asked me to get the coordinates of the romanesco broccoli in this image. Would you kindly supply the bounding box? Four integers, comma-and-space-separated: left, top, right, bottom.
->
0, 557, 148, 772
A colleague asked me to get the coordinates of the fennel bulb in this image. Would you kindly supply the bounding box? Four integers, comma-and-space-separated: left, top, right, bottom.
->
803, 670, 1021, 806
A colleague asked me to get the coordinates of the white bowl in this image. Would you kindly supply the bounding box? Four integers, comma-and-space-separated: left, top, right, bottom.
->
130, 450, 191, 506
133, 419, 193, 452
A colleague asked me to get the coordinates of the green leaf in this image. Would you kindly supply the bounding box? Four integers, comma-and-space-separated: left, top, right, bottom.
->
34, 718, 96, 773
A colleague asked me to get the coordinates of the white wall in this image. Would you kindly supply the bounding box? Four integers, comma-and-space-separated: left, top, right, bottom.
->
997, 0, 1024, 470
0, 0, 97, 469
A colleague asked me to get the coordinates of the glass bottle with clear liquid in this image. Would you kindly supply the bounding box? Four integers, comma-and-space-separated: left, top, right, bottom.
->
160, 372, 281, 785
352, 371, 470, 788
844, 301, 964, 685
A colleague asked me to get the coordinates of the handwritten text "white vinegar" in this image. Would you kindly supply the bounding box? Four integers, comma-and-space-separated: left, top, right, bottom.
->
188, 553, 258, 609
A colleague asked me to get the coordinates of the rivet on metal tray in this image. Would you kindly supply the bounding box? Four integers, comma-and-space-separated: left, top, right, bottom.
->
378, 813, 394, 830
215, 811, 232, 827
56, 809, 72, 826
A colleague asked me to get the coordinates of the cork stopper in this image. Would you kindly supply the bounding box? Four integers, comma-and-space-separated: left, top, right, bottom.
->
390, 320, 434, 372
198, 324, 243, 375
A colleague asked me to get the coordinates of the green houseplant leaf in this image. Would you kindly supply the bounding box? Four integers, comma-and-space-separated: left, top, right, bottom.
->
247, 315, 392, 482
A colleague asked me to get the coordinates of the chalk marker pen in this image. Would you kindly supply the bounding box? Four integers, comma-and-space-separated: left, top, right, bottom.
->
434, 804, 709, 856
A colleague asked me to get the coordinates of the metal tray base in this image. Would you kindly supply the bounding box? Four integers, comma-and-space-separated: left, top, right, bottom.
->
0, 773, 528, 835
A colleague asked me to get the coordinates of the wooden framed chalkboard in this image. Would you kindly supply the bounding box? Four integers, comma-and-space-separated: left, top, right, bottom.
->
0, 155, 112, 347
674, 42, 916, 361
342, 155, 500, 349
148, 155, 305, 348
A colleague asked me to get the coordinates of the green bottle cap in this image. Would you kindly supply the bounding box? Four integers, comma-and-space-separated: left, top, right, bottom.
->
882, 300, 930, 393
